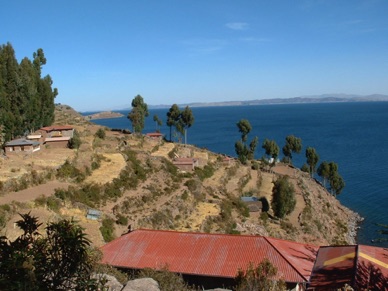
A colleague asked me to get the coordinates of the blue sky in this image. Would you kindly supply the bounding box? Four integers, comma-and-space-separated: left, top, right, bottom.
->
1, 0, 388, 111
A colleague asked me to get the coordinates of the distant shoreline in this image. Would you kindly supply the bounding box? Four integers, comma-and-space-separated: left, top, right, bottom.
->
85, 111, 124, 120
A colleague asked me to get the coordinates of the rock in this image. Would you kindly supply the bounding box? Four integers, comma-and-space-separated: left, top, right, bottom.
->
92, 273, 123, 291
123, 278, 160, 291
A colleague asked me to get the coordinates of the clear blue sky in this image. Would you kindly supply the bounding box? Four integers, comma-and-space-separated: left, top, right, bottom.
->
1, 0, 388, 111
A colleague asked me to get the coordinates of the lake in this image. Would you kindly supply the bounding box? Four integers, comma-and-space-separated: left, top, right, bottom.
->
86, 102, 388, 247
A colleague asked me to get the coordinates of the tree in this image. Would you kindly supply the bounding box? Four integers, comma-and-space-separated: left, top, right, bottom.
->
282, 135, 302, 164
127, 95, 149, 134
0, 43, 57, 142
317, 161, 345, 196
0, 213, 100, 290
305, 147, 319, 177
235, 259, 286, 291
179, 106, 194, 145
235, 119, 258, 164
262, 139, 280, 165
271, 176, 296, 218
153, 114, 162, 132
237, 119, 252, 142
166, 104, 181, 141
317, 161, 330, 187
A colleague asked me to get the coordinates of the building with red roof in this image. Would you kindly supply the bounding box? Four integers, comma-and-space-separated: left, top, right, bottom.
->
308, 244, 388, 290
100, 229, 318, 289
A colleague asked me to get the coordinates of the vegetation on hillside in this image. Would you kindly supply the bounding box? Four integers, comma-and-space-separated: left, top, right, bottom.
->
0, 43, 57, 143
0, 213, 102, 290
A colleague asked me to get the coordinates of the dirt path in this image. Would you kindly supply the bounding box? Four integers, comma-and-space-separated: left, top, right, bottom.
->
0, 181, 71, 205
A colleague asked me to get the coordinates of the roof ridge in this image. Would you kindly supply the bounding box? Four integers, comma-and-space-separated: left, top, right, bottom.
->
264, 236, 308, 282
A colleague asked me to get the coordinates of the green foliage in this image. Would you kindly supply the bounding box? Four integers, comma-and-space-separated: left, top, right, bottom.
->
317, 161, 345, 196
236, 119, 252, 143
100, 217, 115, 242
282, 135, 302, 164
262, 139, 280, 164
69, 129, 82, 149
179, 106, 195, 144
194, 164, 215, 181
235, 119, 258, 164
305, 147, 319, 177
235, 259, 286, 291
0, 44, 57, 142
127, 94, 149, 133
34, 195, 62, 212
166, 104, 181, 141
153, 114, 163, 131
301, 163, 310, 173
0, 213, 100, 290
94, 128, 106, 139
56, 160, 85, 182
271, 176, 296, 218
115, 213, 128, 226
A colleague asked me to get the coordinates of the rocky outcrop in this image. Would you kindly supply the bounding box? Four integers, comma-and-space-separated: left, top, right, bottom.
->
122, 278, 160, 291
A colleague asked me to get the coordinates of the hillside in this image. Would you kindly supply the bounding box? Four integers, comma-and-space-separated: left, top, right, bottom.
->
0, 105, 361, 247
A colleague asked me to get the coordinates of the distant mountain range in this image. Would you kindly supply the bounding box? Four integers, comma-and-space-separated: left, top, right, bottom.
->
115, 94, 388, 110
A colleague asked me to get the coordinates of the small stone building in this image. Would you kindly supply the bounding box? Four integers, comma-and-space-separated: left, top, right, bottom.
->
37, 125, 74, 140
173, 157, 199, 171
240, 196, 263, 212
4, 139, 41, 155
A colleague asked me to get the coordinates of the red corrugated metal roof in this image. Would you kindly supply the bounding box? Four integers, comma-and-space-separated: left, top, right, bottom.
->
100, 229, 317, 283
266, 237, 318, 281
146, 132, 163, 137
40, 125, 74, 131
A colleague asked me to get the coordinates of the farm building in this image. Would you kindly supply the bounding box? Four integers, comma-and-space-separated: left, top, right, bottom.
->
4, 139, 41, 155
100, 229, 318, 290
38, 125, 74, 139
173, 157, 199, 171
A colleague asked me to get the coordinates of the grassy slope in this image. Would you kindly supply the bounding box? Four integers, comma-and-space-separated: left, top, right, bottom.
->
0, 105, 359, 247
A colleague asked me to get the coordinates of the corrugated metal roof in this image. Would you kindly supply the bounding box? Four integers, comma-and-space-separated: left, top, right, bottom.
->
146, 132, 163, 137
308, 245, 388, 290
5, 139, 40, 146
40, 125, 74, 131
101, 229, 317, 283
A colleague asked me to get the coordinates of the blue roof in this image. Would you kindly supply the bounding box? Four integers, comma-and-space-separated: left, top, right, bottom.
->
5, 139, 40, 146
240, 196, 259, 202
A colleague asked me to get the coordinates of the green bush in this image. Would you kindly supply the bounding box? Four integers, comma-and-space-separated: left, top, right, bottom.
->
69, 129, 81, 149
194, 164, 215, 181
116, 214, 128, 226
95, 128, 106, 139
100, 217, 115, 242
271, 176, 296, 219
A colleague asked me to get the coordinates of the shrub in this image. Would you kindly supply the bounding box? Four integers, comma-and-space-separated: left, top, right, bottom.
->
194, 164, 215, 181
69, 129, 81, 149
235, 259, 286, 291
0, 213, 101, 290
116, 214, 128, 226
100, 217, 115, 242
271, 176, 296, 219
95, 128, 106, 139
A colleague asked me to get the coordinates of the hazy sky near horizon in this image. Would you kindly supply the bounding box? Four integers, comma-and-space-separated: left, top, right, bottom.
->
1, 0, 388, 111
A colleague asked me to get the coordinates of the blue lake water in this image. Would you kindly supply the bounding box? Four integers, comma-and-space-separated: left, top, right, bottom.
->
85, 102, 388, 247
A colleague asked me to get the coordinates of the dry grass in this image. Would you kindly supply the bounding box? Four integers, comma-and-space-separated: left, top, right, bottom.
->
84, 153, 126, 185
